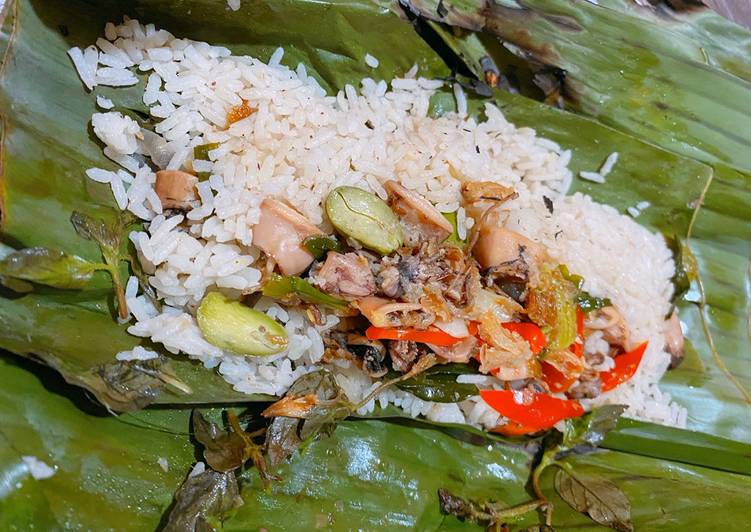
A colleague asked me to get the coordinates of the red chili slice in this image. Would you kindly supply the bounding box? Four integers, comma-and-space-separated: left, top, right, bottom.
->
501, 322, 547, 354
599, 341, 648, 392
365, 322, 479, 347
480, 389, 584, 430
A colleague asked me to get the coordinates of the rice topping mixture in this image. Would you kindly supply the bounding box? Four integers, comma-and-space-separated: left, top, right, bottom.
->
71, 17, 686, 430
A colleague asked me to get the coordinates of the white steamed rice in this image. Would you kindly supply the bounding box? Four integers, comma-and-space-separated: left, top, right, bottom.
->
70, 17, 685, 429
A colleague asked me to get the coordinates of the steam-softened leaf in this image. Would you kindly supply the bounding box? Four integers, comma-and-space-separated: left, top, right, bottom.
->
0, 247, 102, 289
86, 357, 172, 411
193, 411, 249, 473
263, 369, 352, 465
554, 468, 633, 532
4, 353, 751, 530
163, 470, 242, 532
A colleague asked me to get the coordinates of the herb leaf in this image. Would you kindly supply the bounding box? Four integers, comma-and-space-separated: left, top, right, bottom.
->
666, 235, 698, 307
163, 469, 242, 532
562, 405, 626, 449
441, 211, 466, 246
559, 264, 611, 313
193, 142, 221, 161
0, 247, 105, 289
71, 211, 138, 320
391, 363, 479, 403
261, 273, 349, 310
302, 234, 342, 260
554, 468, 633, 531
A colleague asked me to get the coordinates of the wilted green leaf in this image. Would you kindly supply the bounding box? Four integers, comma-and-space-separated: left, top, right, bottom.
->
193, 410, 249, 473
667, 235, 699, 307
302, 234, 342, 260
264, 416, 302, 468
562, 405, 627, 450
163, 469, 242, 532
391, 363, 479, 403
0, 247, 103, 289
84, 357, 187, 411
554, 468, 633, 532
193, 410, 277, 486
263, 370, 353, 465
70, 210, 138, 319
261, 274, 349, 310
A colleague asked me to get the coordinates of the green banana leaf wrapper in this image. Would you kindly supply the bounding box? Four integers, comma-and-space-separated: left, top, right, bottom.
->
1, 0, 751, 528
3, 354, 751, 531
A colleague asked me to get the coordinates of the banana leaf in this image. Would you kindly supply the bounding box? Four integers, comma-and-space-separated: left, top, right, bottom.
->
3, 352, 751, 531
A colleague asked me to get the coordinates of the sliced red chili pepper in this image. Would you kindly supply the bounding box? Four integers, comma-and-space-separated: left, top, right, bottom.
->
365, 322, 479, 347
480, 389, 584, 430
501, 322, 546, 354
542, 308, 585, 393
599, 341, 648, 392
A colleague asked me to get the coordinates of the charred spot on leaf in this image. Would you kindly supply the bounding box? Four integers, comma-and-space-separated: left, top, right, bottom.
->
504, 26, 562, 65
163, 469, 243, 532
543, 195, 554, 214
89, 358, 168, 411
635, 0, 707, 13
479, 55, 500, 88
400, 0, 486, 31
533, 68, 567, 109
438, 488, 474, 519
436, 0, 448, 18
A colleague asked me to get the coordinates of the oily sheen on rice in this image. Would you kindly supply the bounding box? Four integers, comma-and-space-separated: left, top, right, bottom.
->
71, 17, 685, 429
